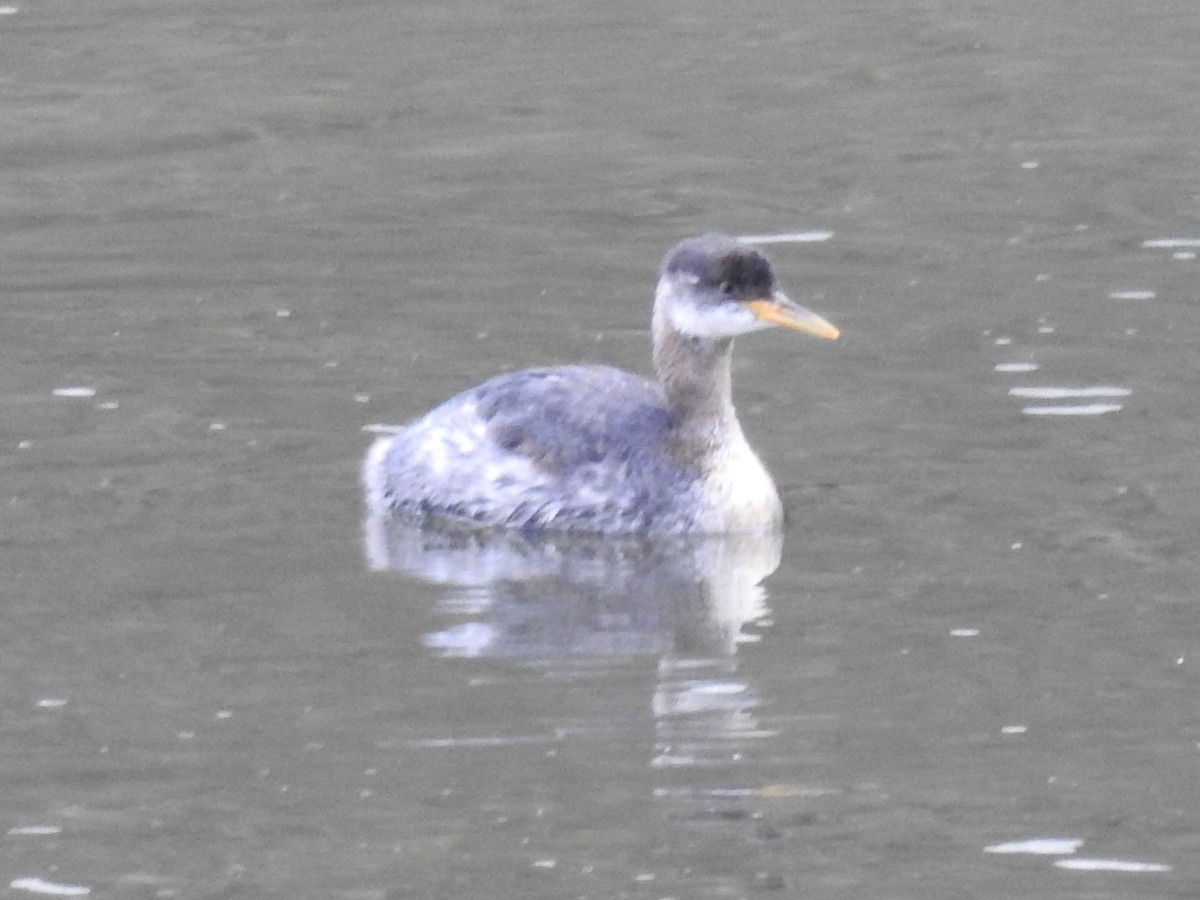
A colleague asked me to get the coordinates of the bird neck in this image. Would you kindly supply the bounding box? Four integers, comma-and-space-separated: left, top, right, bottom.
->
652, 300, 743, 456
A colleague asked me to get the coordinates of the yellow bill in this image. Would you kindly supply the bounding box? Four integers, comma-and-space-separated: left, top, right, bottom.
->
746, 292, 840, 340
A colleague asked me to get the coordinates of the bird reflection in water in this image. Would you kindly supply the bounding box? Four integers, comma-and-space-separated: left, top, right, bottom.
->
365, 513, 784, 766
365, 512, 780, 658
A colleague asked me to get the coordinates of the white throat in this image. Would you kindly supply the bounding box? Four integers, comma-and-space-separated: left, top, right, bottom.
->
657, 275, 769, 340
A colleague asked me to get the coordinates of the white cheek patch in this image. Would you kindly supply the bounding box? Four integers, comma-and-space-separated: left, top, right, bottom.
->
668, 298, 767, 339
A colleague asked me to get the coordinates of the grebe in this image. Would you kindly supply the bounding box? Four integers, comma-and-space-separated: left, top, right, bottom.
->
363, 234, 839, 534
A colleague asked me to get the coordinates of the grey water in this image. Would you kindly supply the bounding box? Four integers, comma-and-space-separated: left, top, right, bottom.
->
4, 1, 1200, 897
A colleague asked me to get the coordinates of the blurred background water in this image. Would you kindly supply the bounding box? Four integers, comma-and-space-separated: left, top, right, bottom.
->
3, 0, 1200, 897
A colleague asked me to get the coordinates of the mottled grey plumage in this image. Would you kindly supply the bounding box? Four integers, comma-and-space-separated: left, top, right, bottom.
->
368, 365, 690, 532
363, 234, 839, 534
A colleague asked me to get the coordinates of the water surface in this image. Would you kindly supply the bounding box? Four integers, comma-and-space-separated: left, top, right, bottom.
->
4, 1, 1200, 897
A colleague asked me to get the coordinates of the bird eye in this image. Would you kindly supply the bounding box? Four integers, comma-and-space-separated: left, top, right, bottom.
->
718, 281, 734, 295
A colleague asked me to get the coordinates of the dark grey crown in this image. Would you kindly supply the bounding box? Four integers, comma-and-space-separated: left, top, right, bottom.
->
662, 234, 776, 300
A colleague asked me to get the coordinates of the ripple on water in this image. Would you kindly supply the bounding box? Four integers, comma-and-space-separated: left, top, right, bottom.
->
1054, 858, 1172, 873
1021, 402, 1124, 417
1008, 385, 1130, 417
1008, 387, 1131, 400
1142, 238, 1200, 248
6, 826, 63, 836
9, 878, 91, 897
984, 837, 1083, 855
737, 231, 834, 244
51, 386, 96, 398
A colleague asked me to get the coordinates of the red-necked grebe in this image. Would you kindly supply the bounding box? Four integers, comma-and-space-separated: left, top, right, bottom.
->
363, 234, 839, 534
